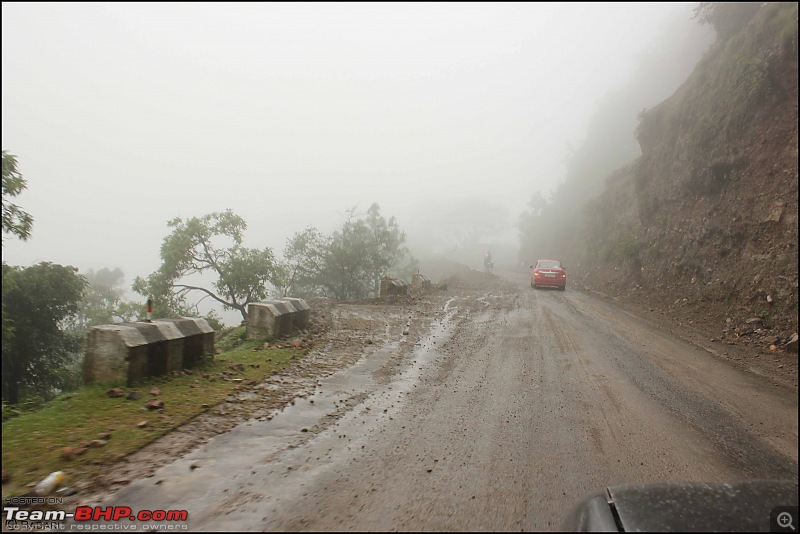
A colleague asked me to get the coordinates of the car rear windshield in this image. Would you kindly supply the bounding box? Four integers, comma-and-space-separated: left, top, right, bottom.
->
538, 261, 561, 269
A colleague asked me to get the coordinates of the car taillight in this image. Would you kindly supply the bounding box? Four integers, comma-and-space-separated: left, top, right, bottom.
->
562, 273, 566, 278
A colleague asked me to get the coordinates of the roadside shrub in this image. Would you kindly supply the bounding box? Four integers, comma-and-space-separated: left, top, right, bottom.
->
2, 401, 39, 422
616, 232, 642, 264
217, 326, 248, 352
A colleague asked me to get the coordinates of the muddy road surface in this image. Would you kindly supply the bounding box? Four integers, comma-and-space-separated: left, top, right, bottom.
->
93, 270, 798, 531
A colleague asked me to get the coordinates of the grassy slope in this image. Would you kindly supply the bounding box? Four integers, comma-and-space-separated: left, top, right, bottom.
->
1, 340, 304, 497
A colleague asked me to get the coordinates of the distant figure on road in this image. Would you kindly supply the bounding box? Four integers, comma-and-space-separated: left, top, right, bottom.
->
484, 251, 493, 271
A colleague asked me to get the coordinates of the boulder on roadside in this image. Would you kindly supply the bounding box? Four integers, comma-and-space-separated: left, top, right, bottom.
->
60, 446, 88, 461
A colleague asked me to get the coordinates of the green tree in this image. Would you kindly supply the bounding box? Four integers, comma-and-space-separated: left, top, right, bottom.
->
70, 268, 141, 337
363, 203, 408, 294
2, 262, 87, 404
1, 273, 18, 379
323, 210, 374, 300
322, 204, 408, 300
277, 204, 410, 301
2, 150, 34, 243
278, 226, 329, 298
2, 150, 34, 383
136, 210, 281, 323
132, 271, 194, 321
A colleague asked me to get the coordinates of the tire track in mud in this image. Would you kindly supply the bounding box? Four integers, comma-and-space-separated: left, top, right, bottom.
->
538, 297, 628, 455
499, 285, 795, 529
556, 289, 798, 479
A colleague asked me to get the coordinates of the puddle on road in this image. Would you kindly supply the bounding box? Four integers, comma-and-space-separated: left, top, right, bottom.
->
269, 296, 460, 438
263, 302, 458, 461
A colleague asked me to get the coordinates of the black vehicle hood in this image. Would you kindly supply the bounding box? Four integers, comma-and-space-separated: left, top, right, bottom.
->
564, 480, 798, 532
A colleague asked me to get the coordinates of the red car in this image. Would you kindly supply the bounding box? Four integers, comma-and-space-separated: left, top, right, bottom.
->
531, 259, 567, 290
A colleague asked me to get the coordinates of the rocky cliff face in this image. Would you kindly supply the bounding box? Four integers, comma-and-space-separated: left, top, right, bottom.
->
576, 3, 798, 350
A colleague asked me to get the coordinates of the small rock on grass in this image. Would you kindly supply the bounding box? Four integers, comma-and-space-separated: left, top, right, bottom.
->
145, 399, 164, 410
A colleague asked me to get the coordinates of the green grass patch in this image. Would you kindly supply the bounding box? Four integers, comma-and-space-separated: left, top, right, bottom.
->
1, 341, 303, 496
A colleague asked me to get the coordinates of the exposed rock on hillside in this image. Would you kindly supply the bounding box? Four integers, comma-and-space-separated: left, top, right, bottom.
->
577, 3, 798, 352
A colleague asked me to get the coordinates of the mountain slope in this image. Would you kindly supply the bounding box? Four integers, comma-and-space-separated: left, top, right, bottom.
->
576, 3, 798, 350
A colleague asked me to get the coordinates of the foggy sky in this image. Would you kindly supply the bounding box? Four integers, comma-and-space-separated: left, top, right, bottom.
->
3, 2, 700, 322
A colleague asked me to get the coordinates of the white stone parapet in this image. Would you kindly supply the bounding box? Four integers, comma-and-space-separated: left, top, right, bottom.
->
247, 298, 310, 340
85, 317, 215, 386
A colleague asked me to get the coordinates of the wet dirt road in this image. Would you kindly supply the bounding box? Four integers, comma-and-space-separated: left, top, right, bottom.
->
102, 271, 798, 531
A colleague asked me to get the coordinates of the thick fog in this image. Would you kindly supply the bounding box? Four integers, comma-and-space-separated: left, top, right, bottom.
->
2, 3, 709, 325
